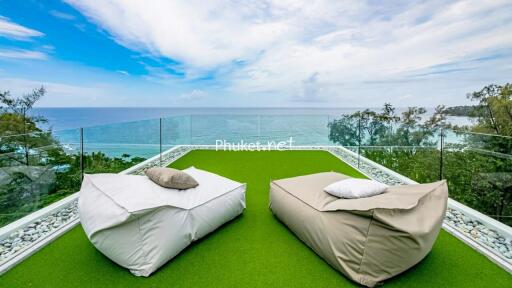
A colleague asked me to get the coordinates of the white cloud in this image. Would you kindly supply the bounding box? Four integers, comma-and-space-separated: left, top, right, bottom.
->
65, 0, 512, 105
229, 0, 512, 103
0, 16, 44, 39
116, 70, 129, 76
0, 77, 111, 107
0, 17, 47, 60
65, 0, 291, 69
0, 49, 47, 60
49, 10, 76, 21
291, 72, 329, 103
180, 89, 206, 100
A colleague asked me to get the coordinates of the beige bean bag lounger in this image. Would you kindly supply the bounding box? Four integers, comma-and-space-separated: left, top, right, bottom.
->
79, 167, 246, 276
269, 172, 448, 287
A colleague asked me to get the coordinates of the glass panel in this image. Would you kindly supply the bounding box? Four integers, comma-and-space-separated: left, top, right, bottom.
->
358, 113, 441, 181
53, 128, 81, 153
260, 115, 330, 146
326, 109, 442, 178
361, 146, 441, 183
190, 115, 260, 146
0, 140, 81, 227
326, 114, 361, 150
161, 115, 192, 150
82, 119, 159, 173
444, 130, 512, 226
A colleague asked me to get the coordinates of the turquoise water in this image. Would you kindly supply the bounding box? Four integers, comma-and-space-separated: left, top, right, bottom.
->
34, 108, 473, 158
53, 114, 335, 157
34, 107, 362, 130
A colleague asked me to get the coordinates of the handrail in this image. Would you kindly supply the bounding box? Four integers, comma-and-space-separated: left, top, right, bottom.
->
451, 129, 512, 139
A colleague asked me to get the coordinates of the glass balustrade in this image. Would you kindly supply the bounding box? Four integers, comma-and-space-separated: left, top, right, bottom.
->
0, 114, 510, 228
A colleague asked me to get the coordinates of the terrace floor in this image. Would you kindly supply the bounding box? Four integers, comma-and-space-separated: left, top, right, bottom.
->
1, 150, 511, 287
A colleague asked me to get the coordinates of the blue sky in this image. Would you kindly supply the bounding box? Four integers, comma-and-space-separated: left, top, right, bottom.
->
0, 0, 511, 107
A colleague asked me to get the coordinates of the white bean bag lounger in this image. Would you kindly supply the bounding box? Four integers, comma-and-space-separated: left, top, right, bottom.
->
79, 167, 246, 276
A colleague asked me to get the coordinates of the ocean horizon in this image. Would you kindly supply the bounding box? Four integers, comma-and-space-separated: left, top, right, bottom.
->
33, 107, 473, 131
31, 107, 474, 159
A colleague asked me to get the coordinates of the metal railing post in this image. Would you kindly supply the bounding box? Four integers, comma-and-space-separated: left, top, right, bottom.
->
80, 127, 84, 180
159, 118, 163, 167
190, 115, 193, 145
439, 128, 444, 180
357, 116, 361, 169
257, 115, 261, 142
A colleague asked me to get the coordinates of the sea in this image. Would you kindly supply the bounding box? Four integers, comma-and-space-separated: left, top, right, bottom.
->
31, 107, 474, 158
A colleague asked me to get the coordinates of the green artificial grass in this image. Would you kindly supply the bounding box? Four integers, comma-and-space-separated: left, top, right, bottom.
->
1, 150, 510, 287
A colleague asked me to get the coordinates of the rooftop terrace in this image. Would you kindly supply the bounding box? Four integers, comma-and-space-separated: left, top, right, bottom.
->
1, 150, 511, 287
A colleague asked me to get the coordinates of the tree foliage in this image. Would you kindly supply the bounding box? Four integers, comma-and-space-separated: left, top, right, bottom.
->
463, 83, 512, 154
0, 88, 147, 226
328, 103, 448, 147
327, 85, 512, 225
0, 87, 55, 165
362, 148, 512, 225
443, 105, 478, 117
468, 83, 512, 136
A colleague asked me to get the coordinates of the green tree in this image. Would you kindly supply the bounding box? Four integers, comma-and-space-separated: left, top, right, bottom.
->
0, 87, 55, 165
465, 83, 512, 154
0, 87, 148, 226
358, 110, 386, 145
375, 103, 400, 145
328, 104, 444, 147
394, 107, 427, 146
326, 86, 512, 225
327, 114, 359, 146
468, 83, 512, 136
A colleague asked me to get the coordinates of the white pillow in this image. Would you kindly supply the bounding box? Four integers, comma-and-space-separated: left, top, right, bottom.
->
324, 179, 388, 199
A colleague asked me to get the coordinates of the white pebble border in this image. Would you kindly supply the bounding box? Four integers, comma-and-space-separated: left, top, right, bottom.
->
0, 202, 78, 262
0, 145, 510, 274
445, 208, 512, 259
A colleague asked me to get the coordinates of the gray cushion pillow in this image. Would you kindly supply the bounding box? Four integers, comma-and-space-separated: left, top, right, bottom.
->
145, 167, 199, 189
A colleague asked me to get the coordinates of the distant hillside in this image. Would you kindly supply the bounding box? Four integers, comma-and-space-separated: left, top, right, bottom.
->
443, 105, 478, 117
